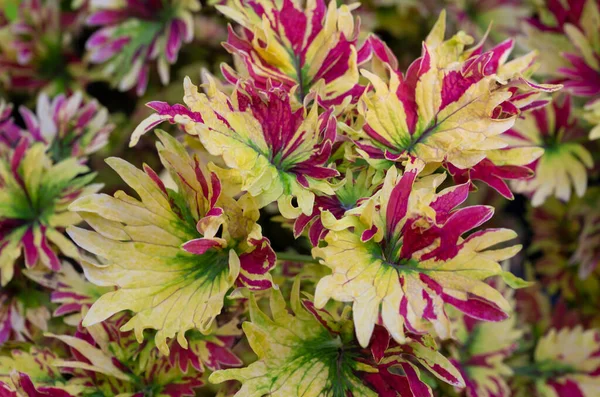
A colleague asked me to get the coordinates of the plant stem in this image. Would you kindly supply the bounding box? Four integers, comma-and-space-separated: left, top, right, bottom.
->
276, 252, 317, 263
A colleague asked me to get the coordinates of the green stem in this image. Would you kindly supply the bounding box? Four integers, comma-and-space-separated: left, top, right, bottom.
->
276, 252, 317, 263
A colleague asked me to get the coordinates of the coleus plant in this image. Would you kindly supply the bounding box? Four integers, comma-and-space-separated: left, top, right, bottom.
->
1, 0, 600, 397
0, 137, 100, 286
216, 0, 372, 107
85, 0, 200, 95
0, 0, 87, 93
209, 279, 465, 396
67, 130, 276, 355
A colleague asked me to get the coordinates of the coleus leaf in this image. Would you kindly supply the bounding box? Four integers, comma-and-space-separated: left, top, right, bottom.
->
450, 296, 523, 397
46, 316, 205, 397
85, 0, 199, 95
209, 285, 378, 397
532, 326, 600, 397
67, 130, 275, 354
131, 79, 339, 219
0, 139, 99, 286
3, 0, 20, 22
504, 96, 593, 207
524, 0, 600, 99
18, 91, 114, 161
168, 319, 243, 373
0, 347, 81, 396
293, 167, 383, 246
24, 262, 111, 326
354, 12, 559, 197
313, 163, 522, 347
217, 0, 372, 107
364, 326, 465, 397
